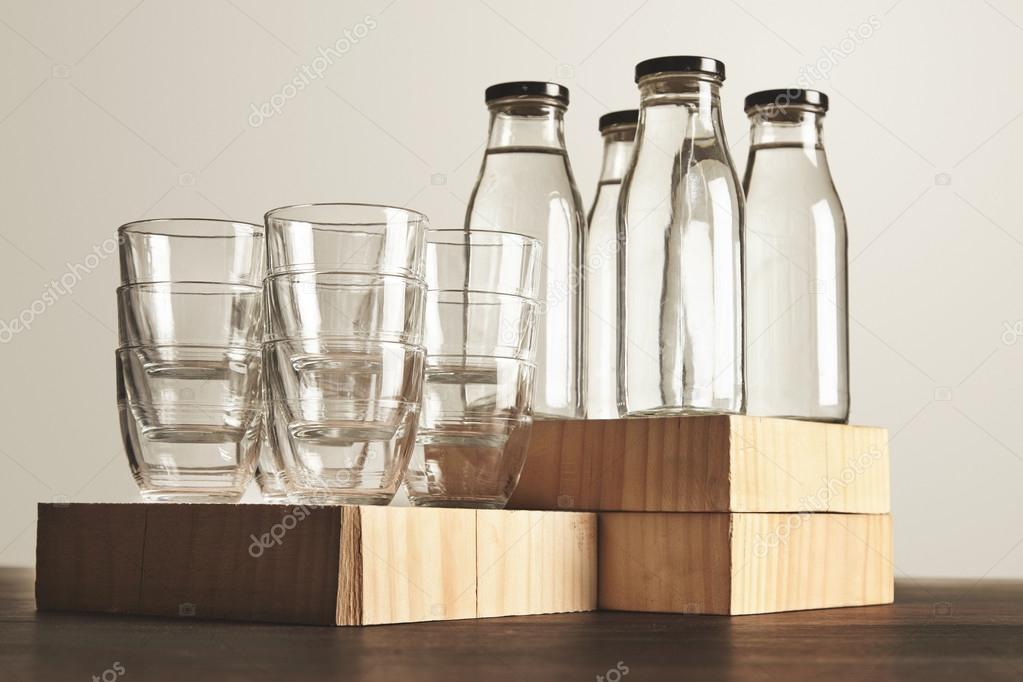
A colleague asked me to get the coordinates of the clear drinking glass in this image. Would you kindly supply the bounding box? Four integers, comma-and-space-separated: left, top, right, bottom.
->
115, 219, 265, 502
404, 229, 540, 509
264, 203, 427, 277
743, 89, 849, 422
262, 203, 428, 505
119, 218, 264, 285
117, 282, 263, 348
264, 272, 425, 344
618, 57, 744, 416
117, 346, 262, 501
585, 110, 637, 419
263, 338, 424, 504
465, 82, 585, 419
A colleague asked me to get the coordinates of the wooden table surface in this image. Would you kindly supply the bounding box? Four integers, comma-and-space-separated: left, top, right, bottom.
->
2, 567, 1021, 681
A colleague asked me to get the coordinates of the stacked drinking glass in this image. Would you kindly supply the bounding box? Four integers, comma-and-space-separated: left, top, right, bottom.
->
261, 204, 428, 505
404, 230, 541, 508
116, 219, 265, 502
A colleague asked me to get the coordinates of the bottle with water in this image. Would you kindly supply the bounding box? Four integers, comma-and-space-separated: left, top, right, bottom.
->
465, 81, 586, 419
743, 89, 849, 422
585, 110, 637, 419
618, 57, 744, 416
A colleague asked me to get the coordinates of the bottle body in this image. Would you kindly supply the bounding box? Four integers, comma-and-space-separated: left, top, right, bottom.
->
618, 69, 744, 416
743, 95, 849, 422
466, 89, 585, 418
585, 117, 636, 419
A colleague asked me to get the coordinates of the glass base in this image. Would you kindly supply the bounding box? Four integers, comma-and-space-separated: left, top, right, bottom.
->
138, 488, 244, 504
288, 491, 395, 506
407, 496, 508, 510
256, 491, 292, 504
623, 405, 743, 418
755, 413, 849, 424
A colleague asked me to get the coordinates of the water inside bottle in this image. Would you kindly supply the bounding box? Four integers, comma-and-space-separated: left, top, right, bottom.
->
467, 146, 583, 419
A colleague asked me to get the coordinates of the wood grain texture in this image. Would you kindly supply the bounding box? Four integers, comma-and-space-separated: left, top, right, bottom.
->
511, 415, 890, 513
35, 503, 147, 614
336, 506, 363, 625
476, 509, 597, 618
598, 512, 732, 614
35, 503, 596, 626
729, 513, 894, 614
358, 506, 477, 625
599, 512, 893, 615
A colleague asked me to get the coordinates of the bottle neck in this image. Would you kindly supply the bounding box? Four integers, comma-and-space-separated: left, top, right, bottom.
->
486, 97, 567, 150
636, 73, 726, 143
749, 107, 825, 149
597, 125, 636, 182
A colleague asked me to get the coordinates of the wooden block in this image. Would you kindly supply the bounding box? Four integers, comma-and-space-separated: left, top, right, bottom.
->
476, 509, 597, 618
350, 506, 478, 625
510, 415, 890, 513
36, 503, 596, 626
599, 512, 894, 615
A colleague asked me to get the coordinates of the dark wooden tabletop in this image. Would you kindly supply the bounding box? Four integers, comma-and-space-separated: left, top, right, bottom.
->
2, 567, 1022, 681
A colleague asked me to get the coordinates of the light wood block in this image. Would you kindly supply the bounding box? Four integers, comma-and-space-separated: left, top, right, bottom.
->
476, 509, 598, 618
510, 415, 890, 513
599, 512, 894, 615
36, 503, 597, 626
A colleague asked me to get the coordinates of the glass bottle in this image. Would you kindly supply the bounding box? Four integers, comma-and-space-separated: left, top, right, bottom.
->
742, 89, 849, 422
618, 57, 744, 416
585, 110, 637, 419
465, 81, 585, 419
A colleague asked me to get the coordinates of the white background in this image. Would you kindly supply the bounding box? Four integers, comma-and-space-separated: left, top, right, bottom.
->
0, 0, 1021, 578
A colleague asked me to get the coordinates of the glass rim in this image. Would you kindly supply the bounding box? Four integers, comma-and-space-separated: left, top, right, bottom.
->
116, 281, 262, 293
262, 336, 425, 348
425, 353, 536, 366
427, 288, 539, 303
117, 398, 261, 409
264, 396, 421, 406
426, 228, 540, 250
118, 218, 264, 238
263, 270, 426, 287
116, 343, 262, 353
264, 202, 429, 227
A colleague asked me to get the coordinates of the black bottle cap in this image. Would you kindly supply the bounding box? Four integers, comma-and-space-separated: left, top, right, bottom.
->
598, 109, 639, 131
744, 89, 829, 113
634, 56, 726, 83
484, 81, 570, 105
